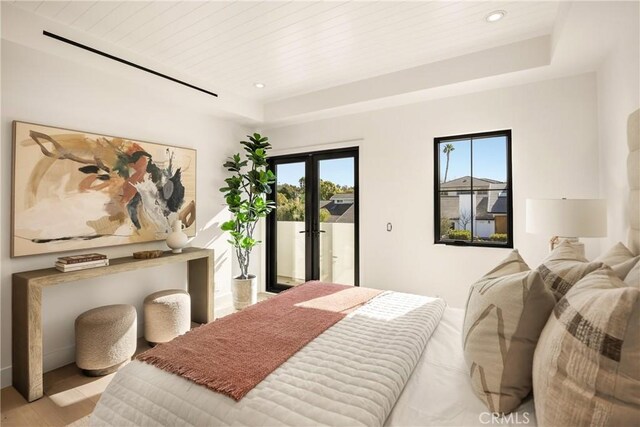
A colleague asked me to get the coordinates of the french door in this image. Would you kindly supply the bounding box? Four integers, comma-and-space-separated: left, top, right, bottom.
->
266, 148, 359, 292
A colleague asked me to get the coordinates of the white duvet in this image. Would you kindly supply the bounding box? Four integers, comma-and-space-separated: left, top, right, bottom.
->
386, 308, 537, 427
91, 292, 446, 427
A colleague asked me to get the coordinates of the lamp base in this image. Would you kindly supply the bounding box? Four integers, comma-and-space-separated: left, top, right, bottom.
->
550, 236, 585, 257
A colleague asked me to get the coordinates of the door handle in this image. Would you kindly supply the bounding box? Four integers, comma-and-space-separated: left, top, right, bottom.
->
299, 230, 325, 235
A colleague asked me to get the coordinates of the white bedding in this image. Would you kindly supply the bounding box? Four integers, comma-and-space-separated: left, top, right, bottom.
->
386, 307, 537, 427
91, 292, 446, 427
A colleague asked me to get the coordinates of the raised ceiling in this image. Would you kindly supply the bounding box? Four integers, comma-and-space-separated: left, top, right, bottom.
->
10, 1, 559, 102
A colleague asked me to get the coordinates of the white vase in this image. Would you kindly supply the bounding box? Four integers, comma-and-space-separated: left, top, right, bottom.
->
166, 220, 188, 253
232, 275, 257, 310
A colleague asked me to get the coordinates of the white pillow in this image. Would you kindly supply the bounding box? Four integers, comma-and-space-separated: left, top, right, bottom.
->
625, 261, 639, 287
595, 242, 640, 280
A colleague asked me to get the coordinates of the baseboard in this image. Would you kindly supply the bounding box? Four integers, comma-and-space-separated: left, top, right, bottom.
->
215, 291, 234, 318
260, 292, 277, 298
1, 366, 11, 389
43, 344, 77, 373
1, 344, 79, 389
0, 321, 151, 390
1, 299, 235, 390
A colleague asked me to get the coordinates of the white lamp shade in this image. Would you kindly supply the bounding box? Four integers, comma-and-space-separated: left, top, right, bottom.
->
526, 199, 607, 237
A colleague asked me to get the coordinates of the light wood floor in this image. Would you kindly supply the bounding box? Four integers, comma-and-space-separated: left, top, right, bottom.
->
1, 293, 275, 426
1, 338, 152, 427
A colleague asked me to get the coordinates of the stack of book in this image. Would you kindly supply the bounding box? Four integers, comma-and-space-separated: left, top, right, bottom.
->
55, 253, 109, 272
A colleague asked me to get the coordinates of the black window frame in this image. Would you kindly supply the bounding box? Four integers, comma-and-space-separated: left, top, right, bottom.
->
433, 129, 513, 248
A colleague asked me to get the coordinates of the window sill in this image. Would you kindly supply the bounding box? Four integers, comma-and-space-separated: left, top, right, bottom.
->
434, 241, 513, 249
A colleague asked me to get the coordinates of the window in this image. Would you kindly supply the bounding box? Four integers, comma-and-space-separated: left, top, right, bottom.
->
434, 130, 513, 248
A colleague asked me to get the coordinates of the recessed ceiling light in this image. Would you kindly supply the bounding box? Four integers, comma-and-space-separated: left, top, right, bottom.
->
485, 10, 506, 23
254, 82, 265, 89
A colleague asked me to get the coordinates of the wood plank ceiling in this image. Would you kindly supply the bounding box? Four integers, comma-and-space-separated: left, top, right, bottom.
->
11, 1, 559, 101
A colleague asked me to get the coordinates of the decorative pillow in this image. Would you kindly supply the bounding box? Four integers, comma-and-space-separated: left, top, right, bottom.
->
532, 268, 640, 426
625, 261, 639, 288
536, 241, 604, 301
463, 250, 555, 414
595, 242, 640, 280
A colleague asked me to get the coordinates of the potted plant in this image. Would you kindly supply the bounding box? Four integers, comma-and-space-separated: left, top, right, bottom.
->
220, 133, 276, 309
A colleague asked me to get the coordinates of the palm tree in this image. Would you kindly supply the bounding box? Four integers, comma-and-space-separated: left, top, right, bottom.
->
443, 143, 455, 182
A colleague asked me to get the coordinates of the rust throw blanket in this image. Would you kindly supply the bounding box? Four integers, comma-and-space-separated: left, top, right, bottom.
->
137, 281, 382, 401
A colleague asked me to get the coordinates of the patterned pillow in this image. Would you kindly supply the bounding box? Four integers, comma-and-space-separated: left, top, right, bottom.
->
463, 250, 555, 414
595, 242, 640, 280
536, 241, 604, 301
533, 268, 640, 426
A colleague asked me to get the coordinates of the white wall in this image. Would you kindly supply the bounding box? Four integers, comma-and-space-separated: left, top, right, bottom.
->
597, 6, 640, 252
0, 39, 247, 387
263, 73, 601, 307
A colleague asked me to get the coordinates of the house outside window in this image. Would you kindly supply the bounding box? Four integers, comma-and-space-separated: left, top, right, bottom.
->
434, 130, 513, 248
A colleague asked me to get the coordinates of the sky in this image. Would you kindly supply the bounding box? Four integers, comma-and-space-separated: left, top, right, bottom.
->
276, 158, 355, 187
439, 136, 507, 182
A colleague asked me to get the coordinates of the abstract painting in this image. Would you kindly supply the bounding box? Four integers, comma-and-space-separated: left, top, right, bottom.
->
11, 121, 196, 257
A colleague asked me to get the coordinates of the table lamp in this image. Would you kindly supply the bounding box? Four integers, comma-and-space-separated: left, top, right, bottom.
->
526, 198, 607, 256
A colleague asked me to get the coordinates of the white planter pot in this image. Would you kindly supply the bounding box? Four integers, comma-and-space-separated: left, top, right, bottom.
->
232, 275, 257, 310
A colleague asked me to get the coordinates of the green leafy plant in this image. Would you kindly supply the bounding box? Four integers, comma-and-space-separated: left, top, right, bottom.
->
440, 216, 453, 237
447, 229, 471, 240
319, 208, 331, 222
276, 197, 305, 221
489, 233, 508, 242
220, 133, 276, 279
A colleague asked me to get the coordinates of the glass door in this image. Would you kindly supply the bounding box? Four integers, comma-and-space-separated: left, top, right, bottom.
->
272, 159, 308, 287
317, 155, 357, 285
267, 148, 359, 292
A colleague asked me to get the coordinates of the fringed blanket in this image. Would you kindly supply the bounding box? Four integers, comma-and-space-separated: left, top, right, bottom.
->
136, 281, 382, 400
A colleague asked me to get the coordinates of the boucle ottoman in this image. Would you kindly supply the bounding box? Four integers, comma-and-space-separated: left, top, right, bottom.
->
144, 289, 191, 345
75, 304, 137, 376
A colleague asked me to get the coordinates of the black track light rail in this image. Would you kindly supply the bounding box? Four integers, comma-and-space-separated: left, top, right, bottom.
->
43, 31, 218, 98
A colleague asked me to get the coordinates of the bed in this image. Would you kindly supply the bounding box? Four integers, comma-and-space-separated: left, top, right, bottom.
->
91, 295, 534, 427
92, 290, 451, 426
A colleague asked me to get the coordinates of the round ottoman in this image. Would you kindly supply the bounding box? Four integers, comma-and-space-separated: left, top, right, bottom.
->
144, 289, 191, 345
75, 304, 137, 376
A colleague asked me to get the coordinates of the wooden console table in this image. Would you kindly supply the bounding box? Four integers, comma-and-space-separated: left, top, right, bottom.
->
12, 247, 214, 402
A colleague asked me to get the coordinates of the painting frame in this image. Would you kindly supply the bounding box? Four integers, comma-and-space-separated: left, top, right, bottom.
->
11, 120, 197, 257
